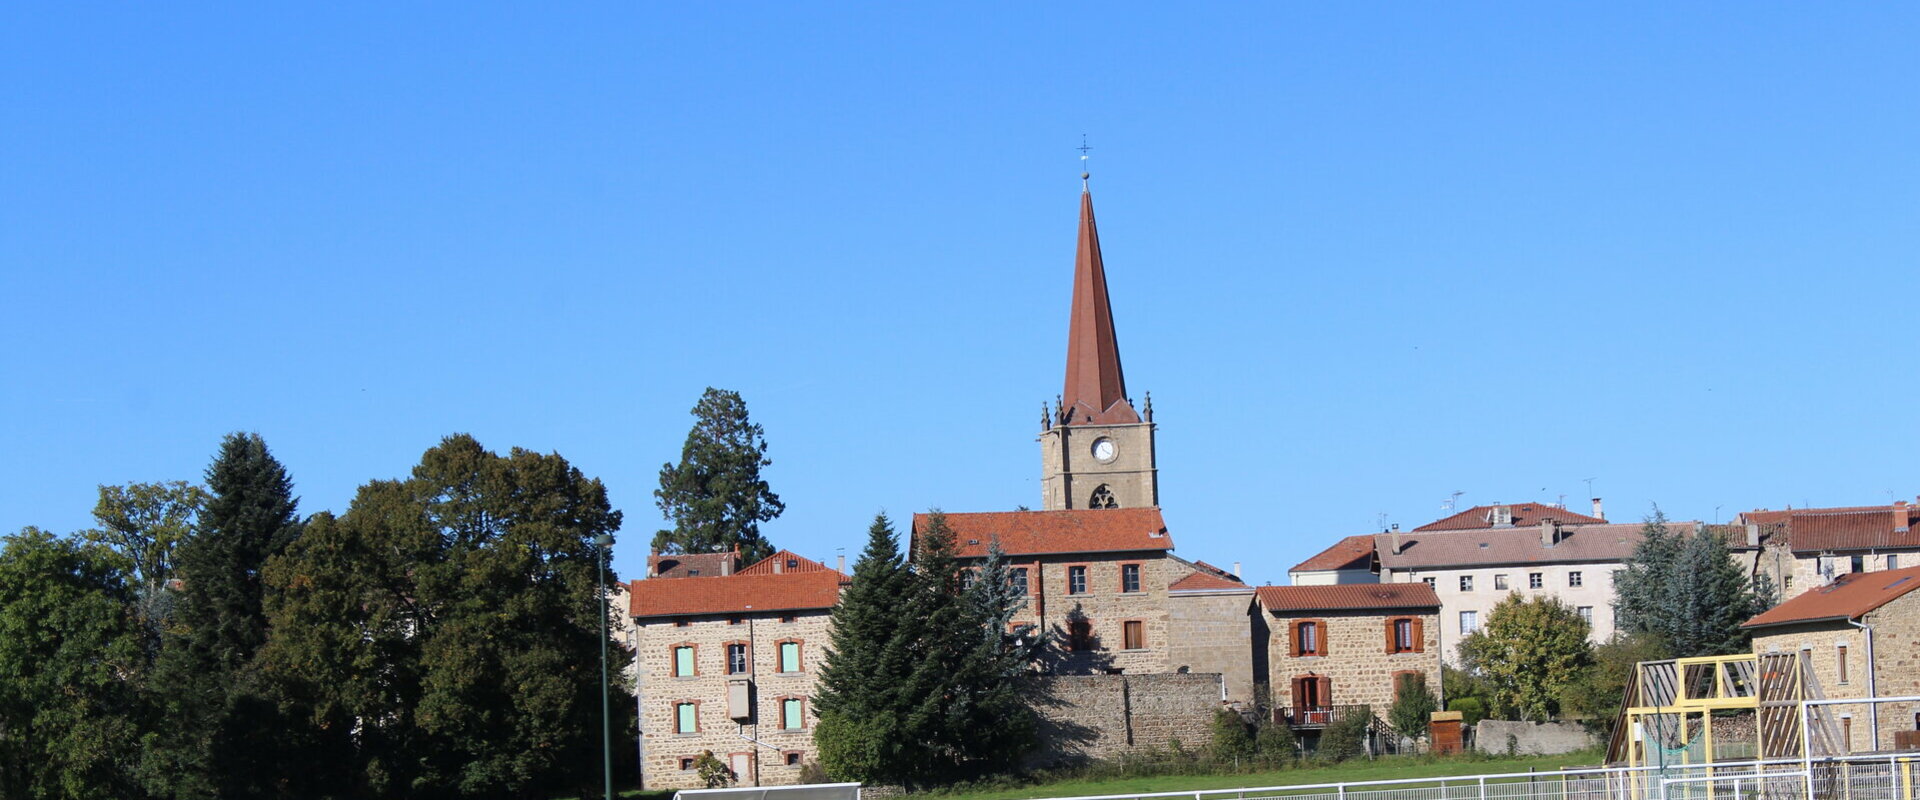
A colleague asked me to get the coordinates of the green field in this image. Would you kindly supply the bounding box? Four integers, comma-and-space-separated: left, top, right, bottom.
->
907, 749, 1611, 800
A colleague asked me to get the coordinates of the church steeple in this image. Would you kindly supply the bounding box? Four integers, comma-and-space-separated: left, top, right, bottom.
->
1061, 182, 1140, 426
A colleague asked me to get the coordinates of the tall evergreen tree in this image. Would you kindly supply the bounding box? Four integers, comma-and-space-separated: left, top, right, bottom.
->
1614, 508, 1682, 643
951, 539, 1042, 769
652, 388, 783, 563
143, 433, 303, 800
1613, 508, 1771, 657
814, 514, 914, 783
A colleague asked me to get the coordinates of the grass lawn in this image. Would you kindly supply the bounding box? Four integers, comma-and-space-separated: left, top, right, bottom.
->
909, 749, 1611, 800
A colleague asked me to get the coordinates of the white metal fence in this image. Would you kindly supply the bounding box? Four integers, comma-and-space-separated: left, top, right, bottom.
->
1024, 754, 1920, 800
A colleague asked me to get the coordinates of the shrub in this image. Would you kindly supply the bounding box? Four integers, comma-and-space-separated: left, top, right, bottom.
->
1318, 705, 1373, 763
1208, 709, 1255, 763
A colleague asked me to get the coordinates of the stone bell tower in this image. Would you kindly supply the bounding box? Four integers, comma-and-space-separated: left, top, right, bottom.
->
1038, 174, 1158, 511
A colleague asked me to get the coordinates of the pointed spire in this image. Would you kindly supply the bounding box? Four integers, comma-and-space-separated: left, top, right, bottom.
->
1061, 181, 1140, 426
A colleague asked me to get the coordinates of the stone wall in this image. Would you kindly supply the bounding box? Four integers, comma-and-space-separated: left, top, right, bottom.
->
1167, 589, 1257, 704
1016, 551, 1185, 676
1265, 608, 1441, 713
1028, 673, 1224, 766
1472, 721, 1597, 756
1751, 590, 1920, 753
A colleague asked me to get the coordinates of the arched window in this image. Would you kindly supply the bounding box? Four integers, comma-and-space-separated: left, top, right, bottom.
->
1089, 485, 1118, 509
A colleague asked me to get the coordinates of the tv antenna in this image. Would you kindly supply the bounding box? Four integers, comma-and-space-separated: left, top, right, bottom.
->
1376, 512, 1390, 531
1583, 477, 1597, 498
1441, 491, 1464, 513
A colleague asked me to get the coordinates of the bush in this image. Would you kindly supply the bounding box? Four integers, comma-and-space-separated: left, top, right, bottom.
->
1318, 705, 1373, 763
1389, 674, 1438, 742
1254, 721, 1298, 765
692, 751, 734, 788
1447, 697, 1487, 727
1208, 709, 1255, 763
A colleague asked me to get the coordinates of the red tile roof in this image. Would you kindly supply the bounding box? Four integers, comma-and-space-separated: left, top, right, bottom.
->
913, 509, 1173, 558
1738, 503, 1918, 554
733, 550, 834, 576
1742, 564, 1920, 628
1255, 583, 1441, 613
1170, 570, 1249, 592
646, 551, 741, 579
1290, 535, 1377, 573
627, 570, 847, 619
1414, 503, 1606, 532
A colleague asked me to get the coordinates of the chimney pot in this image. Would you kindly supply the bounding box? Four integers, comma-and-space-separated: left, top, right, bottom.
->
1232, 561, 1242, 578
1391, 529, 1405, 555
1540, 520, 1558, 548
836, 554, 846, 573
1746, 523, 1761, 547
1591, 497, 1605, 520
1896, 503, 1911, 533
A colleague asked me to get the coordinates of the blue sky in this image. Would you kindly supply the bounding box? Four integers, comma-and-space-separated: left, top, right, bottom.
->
4, 4, 1917, 586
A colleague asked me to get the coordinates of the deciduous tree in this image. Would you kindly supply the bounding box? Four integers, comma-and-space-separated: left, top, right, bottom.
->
1458, 594, 1592, 721
653, 388, 783, 563
1388, 673, 1438, 742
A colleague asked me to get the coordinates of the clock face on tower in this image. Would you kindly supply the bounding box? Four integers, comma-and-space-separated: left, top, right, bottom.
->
1092, 438, 1117, 463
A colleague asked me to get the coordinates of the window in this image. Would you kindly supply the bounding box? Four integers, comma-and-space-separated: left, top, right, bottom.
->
1528, 572, 1544, 589
1459, 575, 1474, 591
1422, 577, 1436, 589
680, 757, 697, 771
728, 616, 742, 625
1010, 567, 1030, 596
1577, 606, 1593, 624
781, 698, 804, 730
779, 641, 801, 673
1010, 623, 1037, 646
1294, 621, 1323, 656
1837, 644, 1849, 684
1569, 571, 1584, 587
727, 643, 748, 675
1067, 619, 1094, 651
675, 702, 697, 733
1784, 575, 1794, 593
673, 646, 695, 677
1494, 574, 1509, 590
1850, 555, 1865, 573
1122, 620, 1144, 650
960, 569, 977, 590
786, 558, 799, 570
1121, 564, 1142, 593
1842, 716, 1853, 747
1819, 555, 1836, 576
1388, 618, 1418, 653
779, 614, 796, 623
673, 618, 689, 628
1068, 566, 1088, 594
1089, 485, 1118, 509
1889, 555, 1899, 570
1460, 610, 1479, 635
785, 752, 802, 766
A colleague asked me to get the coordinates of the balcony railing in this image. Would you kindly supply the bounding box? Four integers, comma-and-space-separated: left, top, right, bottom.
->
1276, 705, 1369, 728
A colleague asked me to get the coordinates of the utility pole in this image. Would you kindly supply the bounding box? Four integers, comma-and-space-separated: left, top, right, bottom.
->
596, 534, 615, 800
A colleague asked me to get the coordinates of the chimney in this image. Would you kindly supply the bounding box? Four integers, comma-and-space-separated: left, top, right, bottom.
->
773, 559, 783, 574
1491, 504, 1513, 528
1232, 561, 1242, 578
836, 554, 847, 573
1896, 501, 1910, 533
1591, 497, 1605, 520
1540, 520, 1559, 548
1746, 523, 1761, 547
1390, 526, 1405, 555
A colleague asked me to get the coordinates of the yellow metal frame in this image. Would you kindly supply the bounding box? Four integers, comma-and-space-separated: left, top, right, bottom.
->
1622, 655, 1760, 771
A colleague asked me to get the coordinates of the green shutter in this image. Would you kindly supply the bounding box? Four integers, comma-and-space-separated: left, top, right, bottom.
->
676, 703, 695, 733
783, 698, 802, 729
675, 646, 694, 676
780, 642, 799, 672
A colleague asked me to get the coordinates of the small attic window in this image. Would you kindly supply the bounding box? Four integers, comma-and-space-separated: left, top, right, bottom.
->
786, 558, 798, 569
1887, 576, 1913, 590
968, 539, 980, 546
688, 569, 701, 576
1478, 542, 1489, 549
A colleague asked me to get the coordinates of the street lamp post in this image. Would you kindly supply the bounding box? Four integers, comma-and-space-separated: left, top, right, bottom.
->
596, 534, 615, 800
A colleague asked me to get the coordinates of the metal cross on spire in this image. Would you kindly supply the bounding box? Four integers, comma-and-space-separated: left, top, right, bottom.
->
1078, 135, 1092, 188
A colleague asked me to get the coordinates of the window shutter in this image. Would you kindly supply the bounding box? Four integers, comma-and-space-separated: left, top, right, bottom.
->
1290, 623, 1302, 657
1412, 618, 1425, 652
1385, 619, 1397, 653
1316, 676, 1332, 707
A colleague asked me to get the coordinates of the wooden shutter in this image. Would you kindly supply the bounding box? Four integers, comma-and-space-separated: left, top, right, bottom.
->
1290, 622, 1303, 657
1412, 618, 1425, 652
1385, 618, 1397, 653
1316, 676, 1333, 707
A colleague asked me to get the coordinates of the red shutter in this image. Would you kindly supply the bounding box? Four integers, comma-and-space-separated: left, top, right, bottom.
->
1412, 618, 1425, 653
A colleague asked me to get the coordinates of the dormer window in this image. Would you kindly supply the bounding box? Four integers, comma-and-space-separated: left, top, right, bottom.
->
1090, 485, 1119, 509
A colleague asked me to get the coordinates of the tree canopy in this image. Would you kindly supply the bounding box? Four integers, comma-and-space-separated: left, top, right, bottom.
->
1614, 508, 1773, 657
1458, 594, 1592, 721
652, 388, 784, 563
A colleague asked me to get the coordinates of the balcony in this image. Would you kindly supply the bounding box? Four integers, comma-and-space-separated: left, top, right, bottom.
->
1276, 705, 1370, 728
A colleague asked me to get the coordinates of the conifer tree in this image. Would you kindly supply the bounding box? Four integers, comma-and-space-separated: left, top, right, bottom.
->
1614, 508, 1681, 645
653, 388, 783, 563
815, 514, 914, 783
1613, 507, 1771, 657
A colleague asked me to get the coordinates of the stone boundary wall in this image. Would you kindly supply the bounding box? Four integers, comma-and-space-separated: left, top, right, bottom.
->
1473, 720, 1597, 756
1027, 673, 1224, 767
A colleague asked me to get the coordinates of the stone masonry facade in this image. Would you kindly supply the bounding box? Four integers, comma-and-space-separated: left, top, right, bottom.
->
1167, 588, 1259, 704
1265, 608, 1442, 715
1749, 594, 1920, 753
635, 608, 832, 789
1028, 673, 1225, 766
1010, 550, 1185, 676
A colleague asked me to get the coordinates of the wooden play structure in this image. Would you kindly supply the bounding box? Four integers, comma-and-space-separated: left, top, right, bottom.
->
1607, 652, 1847, 768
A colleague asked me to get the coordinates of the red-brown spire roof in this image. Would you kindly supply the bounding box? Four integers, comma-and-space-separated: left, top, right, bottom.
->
1061, 186, 1139, 426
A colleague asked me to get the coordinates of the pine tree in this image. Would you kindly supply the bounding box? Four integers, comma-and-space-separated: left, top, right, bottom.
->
895, 511, 974, 785
1614, 508, 1681, 643
652, 388, 784, 563
814, 514, 914, 784
1613, 508, 1770, 657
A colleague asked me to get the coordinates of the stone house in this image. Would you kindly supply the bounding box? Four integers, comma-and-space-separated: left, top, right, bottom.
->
1742, 563, 1920, 753
913, 509, 1260, 704
1254, 583, 1442, 736
1736, 500, 1920, 601
627, 550, 847, 789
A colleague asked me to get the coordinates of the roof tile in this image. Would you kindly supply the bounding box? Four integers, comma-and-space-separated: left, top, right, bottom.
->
627, 570, 846, 618
1255, 583, 1441, 613
1414, 503, 1606, 532
1742, 564, 1920, 628
913, 509, 1172, 558
1291, 535, 1377, 573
